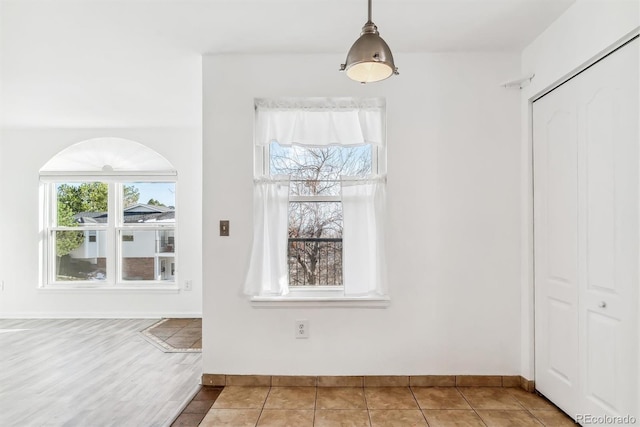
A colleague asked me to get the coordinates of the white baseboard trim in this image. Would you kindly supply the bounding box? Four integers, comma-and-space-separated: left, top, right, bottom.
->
0, 312, 202, 319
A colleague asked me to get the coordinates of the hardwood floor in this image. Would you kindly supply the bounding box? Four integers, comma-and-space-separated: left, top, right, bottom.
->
0, 318, 202, 427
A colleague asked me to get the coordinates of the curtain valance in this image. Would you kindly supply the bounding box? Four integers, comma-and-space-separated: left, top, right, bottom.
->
254, 97, 385, 147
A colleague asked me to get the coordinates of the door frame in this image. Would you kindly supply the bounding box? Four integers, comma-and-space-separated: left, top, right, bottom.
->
525, 28, 640, 390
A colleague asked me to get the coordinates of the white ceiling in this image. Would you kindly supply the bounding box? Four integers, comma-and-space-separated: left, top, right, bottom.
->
0, 0, 575, 128
1, 0, 576, 54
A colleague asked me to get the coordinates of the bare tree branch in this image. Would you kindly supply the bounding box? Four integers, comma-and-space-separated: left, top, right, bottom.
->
272, 143, 371, 286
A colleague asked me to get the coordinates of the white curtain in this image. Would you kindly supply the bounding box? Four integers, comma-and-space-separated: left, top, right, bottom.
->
249, 97, 387, 298
341, 179, 388, 296
244, 179, 290, 296
255, 97, 384, 147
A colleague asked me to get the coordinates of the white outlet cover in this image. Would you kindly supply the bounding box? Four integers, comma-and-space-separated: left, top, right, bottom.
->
295, 320, 309, 339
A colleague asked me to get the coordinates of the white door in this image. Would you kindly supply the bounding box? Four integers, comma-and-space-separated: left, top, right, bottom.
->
533, 59, 581, 417
534, 37, 639, 422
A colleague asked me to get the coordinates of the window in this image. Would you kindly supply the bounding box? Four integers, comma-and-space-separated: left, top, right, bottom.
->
44, 181, 176, 285
39, 138, 178, 288
270, 143, 372, 287
245, 98, 388, 300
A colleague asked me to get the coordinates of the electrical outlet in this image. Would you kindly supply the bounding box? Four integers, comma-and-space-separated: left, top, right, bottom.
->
184, 280, 193, 291
295, 320, 309, 339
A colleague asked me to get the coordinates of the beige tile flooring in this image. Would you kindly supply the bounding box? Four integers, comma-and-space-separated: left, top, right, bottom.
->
142, 318, 202, 352
199, 386, 576, 426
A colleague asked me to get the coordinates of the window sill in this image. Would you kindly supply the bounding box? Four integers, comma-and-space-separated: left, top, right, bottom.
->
38, 284, 181, 293
250, 294, 390, 308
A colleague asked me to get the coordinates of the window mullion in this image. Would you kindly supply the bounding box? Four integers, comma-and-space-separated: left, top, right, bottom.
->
46, 183, 55, 284
107, 182, 118, 284
289, 195, 341, 203
373, 145, 379, 176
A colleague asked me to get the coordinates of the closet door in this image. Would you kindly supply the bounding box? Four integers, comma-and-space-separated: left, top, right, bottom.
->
533, 62, 580, 417
575, 37, 638, 420
534, 37, 639, 421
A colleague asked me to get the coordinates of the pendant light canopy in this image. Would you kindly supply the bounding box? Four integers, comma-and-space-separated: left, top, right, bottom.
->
340, 0, 398, 84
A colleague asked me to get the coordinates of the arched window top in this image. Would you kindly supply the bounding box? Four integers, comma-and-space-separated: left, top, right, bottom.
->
40, 138, 176, 176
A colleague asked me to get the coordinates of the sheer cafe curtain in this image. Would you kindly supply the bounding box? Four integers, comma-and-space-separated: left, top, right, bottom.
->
245, 97, 387, 297
341, 179, 388, 296
244, 178, 290, 296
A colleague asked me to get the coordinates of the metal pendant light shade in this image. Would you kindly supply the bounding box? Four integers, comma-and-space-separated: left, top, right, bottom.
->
340, 0, 398, 83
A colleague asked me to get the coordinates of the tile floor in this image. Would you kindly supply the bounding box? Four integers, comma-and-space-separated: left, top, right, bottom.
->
142, 318, 202, 351
188, 385, 575, 426
172, 386, 224, 426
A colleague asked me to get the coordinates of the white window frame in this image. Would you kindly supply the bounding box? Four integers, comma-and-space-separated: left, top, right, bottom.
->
40, 175, 178, 289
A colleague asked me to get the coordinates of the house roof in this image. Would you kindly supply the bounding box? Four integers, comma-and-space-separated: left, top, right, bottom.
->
124, 203, 174, 213
74, 203, 175, 224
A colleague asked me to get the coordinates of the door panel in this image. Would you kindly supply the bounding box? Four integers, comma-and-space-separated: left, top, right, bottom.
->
547, 298, 576, 384
585, 311, 618, 412
577, 37, 639, 420
546, 110, 578, 285
585, 90, 616, 292
534, 80, 579, 417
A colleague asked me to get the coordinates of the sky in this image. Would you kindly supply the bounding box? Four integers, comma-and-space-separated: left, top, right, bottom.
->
57, 182, 176, 209
129, 182, 176, 207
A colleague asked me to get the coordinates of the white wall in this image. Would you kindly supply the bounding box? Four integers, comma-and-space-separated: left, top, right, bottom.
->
0, 128, 202, 317
203, 52, 521, 375
0, 0, 204, 318
518, 0, 640, 379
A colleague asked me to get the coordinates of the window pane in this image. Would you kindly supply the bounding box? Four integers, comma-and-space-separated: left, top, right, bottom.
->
289, 202, 342, 238
122, 182, 175, 224
56, 182, 109, 226
121, 230, 175, 281
270, 143, 372, 196
269, 143, 369, 287
288, 202, 342, 286
54, 230, 107, 281
288, 239, 343, 286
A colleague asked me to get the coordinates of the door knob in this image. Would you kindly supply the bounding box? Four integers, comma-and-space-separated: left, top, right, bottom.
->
598, 301, 607, 308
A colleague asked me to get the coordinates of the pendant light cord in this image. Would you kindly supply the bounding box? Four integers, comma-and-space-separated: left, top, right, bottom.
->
368, 0, 372, 23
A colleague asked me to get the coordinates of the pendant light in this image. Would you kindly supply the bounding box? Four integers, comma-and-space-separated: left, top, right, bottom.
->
340, 0, 398, 84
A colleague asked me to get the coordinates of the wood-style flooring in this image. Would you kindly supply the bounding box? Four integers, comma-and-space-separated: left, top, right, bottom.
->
0, 318, 202, 427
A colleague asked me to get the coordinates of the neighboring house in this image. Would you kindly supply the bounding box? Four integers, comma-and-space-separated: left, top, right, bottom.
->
67, 203, 176, 281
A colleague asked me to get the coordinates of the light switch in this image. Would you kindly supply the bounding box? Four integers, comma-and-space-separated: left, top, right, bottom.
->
220, 220, 230, 236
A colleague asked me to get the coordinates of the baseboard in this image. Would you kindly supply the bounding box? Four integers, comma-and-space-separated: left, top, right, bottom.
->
202, 374, 536, 392
520, 375, 536, 392
0, 312, 202, 319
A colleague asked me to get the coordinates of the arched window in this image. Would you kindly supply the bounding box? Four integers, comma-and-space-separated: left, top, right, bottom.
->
40, 138, 177, 288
